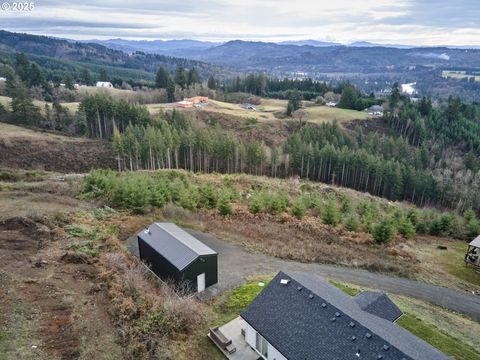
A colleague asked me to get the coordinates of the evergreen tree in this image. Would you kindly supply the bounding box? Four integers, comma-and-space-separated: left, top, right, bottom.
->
5, 66, 40, 125
338, 84, 359, 110
155, 67, 170, 88
286, 89, 301, 116
174, 65, 187, 89
372, 219, 395, 243
217, 195, 233, 216
322, 198, 341, 226
99, 69, 108, 82
166, 78, 175, 102
187, 67, 200, 87
80, 68, 93, 85
207, 75, 217, 90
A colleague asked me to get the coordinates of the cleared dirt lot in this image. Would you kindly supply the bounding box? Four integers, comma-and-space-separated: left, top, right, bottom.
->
0, 123, 115, 172
0, 217, 121, 360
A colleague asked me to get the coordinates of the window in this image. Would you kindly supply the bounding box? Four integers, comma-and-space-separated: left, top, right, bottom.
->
255, 332, 268, 358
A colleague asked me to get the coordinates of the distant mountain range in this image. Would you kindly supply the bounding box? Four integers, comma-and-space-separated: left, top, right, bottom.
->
82, 38, 480, 57
115, 39, 478, 74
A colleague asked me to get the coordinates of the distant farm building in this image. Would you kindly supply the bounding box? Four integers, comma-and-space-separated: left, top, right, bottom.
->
366, 105, 384, 116
185, 96, 209, 104
465, 235, 480, 269
137, 223, 218, 293
176, 100, 194, 108
0, 77, 6, 82
96, 81, 113, 88
325, 101, 337, 107
240, 103, 257, 111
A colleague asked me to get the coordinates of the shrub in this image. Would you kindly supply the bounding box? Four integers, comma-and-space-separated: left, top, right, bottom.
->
291, 197, 306, 218
398, 219, 416, 239
217, 195, 233, 216
466, 218, 480, 240
0, 170, 19, 182
265, 192, 288, 214
372, 219, 395, 244
341, 195, 353, 214
178, 187, 198, 211
344, 215, 359, 231
248, 192, 264, 214
198, 184, 218, 209
322, 198, 341, 226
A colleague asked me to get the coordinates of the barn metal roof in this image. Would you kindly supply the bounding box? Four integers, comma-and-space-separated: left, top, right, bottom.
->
137, 223, 216, 270
469, 235, 480, 248
241, 271, 451, 360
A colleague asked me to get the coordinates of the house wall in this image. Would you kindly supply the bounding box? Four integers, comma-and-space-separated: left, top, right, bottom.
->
244, 322, 287, 360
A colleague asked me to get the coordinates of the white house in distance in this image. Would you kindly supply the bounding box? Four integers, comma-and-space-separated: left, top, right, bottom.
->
0, 77, 6, 82
96, 81, 113, 88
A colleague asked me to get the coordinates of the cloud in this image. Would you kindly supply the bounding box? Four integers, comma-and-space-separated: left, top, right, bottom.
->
0, 0, 478, 45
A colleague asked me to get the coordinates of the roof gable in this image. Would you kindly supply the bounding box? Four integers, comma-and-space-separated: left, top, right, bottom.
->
355, 291, 403, 322
241, 271, 450, 360
137, 223, 216, 270
469, 235, 480, 248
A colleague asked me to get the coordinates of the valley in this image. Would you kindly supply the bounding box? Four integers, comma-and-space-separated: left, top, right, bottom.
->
1, 22, 480, 360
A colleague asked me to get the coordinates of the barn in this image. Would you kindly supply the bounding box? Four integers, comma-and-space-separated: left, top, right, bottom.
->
137, 223, 218, 292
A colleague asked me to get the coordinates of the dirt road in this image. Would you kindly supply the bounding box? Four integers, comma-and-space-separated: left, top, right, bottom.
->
127, 228, 480, 322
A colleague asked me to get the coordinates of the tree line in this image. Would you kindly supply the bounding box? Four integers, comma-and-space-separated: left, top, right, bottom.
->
81, 169, 480, 242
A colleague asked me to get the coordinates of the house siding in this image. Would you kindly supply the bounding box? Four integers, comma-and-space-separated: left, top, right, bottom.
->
244, 322, 287, 360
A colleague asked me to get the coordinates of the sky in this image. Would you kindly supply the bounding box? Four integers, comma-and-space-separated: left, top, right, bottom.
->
1, 0, 480, 45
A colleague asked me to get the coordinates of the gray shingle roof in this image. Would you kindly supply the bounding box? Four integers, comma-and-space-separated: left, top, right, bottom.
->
241, 271, 451, 360
469, 235, 480, 248
137, 223, 216, 270
355, 291, 403, 322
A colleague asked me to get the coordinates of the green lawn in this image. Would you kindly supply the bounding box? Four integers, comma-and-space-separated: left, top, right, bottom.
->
330, 280, 480, 360
328, 280, 362, 296
304, 105, 369, 123
212, 276, 272, 325
397, 314, 480, 360
435, 242, 480, 287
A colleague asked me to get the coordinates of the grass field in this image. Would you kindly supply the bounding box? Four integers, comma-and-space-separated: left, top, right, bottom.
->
147, 97, 369, 125
0, 95, 79, 113
433, 242, 480, 287
442, 70, 480, 82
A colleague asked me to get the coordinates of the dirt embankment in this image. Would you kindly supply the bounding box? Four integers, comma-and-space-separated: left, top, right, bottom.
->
0, 217, 120, 359
0, 123, 116, 172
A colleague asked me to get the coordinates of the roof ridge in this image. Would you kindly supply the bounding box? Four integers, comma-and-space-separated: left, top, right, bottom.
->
153, 222, 199, 255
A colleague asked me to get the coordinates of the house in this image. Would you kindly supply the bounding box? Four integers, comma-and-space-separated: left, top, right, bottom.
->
211, 271, 451, 360
176, 100, 194, 108
465, 235, 480, 269
137, 223, 218, 292
240, 103, 257, 111
325, 101, 337, 107
96, 81, 113, 88
185, 96, 209, 104
366, 105, 384, 116
0, 77, 6, 82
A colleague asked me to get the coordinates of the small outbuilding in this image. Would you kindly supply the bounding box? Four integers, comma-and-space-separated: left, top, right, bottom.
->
465, 235, 480, 268
137, 222, 218, 292
96, 81, 113, 88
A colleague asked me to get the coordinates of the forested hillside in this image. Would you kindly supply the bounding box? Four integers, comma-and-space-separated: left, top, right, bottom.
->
0, 30, 233, 83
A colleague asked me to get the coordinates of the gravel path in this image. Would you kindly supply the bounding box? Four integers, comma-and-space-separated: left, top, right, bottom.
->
126, 229, 480, 322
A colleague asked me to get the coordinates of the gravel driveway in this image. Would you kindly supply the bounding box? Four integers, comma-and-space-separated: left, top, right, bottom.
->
126, 228, 480, 322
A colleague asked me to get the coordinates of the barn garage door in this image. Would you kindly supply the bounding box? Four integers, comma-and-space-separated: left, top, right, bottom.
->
197, 273, 205, 292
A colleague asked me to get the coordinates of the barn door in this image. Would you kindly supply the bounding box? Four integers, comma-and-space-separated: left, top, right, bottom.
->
197, 273, 205, 292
